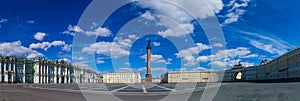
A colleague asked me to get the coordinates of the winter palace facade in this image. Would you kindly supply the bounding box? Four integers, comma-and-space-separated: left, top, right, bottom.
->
0, 56, 99, 83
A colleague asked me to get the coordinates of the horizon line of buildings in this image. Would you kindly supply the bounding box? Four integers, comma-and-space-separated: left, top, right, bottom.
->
0, 56, 100, 83
2, 47, 300, 84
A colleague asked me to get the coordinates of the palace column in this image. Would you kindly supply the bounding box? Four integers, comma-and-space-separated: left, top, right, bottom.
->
145, 40, 152, 82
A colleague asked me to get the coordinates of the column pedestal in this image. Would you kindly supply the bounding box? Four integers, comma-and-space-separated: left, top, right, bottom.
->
145, 74, 152, 83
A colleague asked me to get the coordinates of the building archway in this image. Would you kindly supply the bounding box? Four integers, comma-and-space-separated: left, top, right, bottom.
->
234, 72, 243, 81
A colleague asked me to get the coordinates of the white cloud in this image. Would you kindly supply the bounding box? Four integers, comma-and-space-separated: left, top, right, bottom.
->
250, 40, 282, 55
85, 27, 111, 37
82, 41, 129, 58
209, 61, 226, 67
59, 58, 71, 63
221, 0, 251, 25
176, 43, 210, 66
176, 42, 257, 68
63, 25, 111, 37
27, 20, 35, 24
158, 23, 194, 38
97, 57, 105, 64
135, 0, 224, 37
118, 68, 133, 72
242, 54, 259, 58
63, 25, 84, 36
0, 18, 8, 23
153, 42, 160, 46
140, 54, 166, 63
176, 43, 210, 58
0, 41, 44, 59
29, 42, 52, 51
29, 41, 71, 52
128, 35, 139, 39
165, 58, 172, 65
137, 0, 223, 22
34, 32, 47, 41
191, 67, 209, 72
210, 59, 254, 68
74, 56, 87, 61
213, 43, 223, 47
73, 62, 90, 69
141, 10, 155, 20
240, 30, 292, 55
117, 38, 132, 48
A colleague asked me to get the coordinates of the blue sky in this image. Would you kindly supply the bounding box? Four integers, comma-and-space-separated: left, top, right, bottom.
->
0, 0, 299, 77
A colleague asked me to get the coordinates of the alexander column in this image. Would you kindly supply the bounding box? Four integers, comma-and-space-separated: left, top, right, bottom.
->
145, 40, 152, 82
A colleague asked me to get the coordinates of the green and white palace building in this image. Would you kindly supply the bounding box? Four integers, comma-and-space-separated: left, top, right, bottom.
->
0, 56, 100, 83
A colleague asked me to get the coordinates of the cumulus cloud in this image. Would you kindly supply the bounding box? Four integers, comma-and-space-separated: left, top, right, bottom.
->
118, 67, 133, 72
0, 18, 8, 23
85, 27, 111, 37
0, 41, 43, 59
191, 67, 209, 72
176, 43, 210, 66
221, 0, 252, 25
59, 58, 71, 63
73, 62, 90, 69
63, 25, 111, 37
136, 0, 223, 22
213, 43, 223, 47
157, 18, 195, 37
27, 20, 35, 24
63, 25, 84, 36
117, 38, 132, 48
140, 54, 166, 63
153, 42, 160, 46
29, 41, 71, 52
34, 32, 47, 41
135, 0, 224, 37
82, 41, 129, 58
165, 58, 172, 65
97, 57, 105, 64
176, 42, 257, 68
128, 35, 139, 39
74, 56, 87, 61
141, 10, 155, 20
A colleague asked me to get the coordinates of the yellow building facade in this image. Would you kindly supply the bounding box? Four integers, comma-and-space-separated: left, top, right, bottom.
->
103, 72, 141, 83
161, 72, 218, 83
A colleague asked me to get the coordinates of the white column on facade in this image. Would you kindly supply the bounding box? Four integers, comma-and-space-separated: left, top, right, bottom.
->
23, 64, 25, 83
54, 66, 57, 83
0, 63, 1, 82
12, 64, 16, 83
35, 65, 39, 83
64, 67, 67, 83
4, 63, 7, 82
58, 67, 61, 83
45, 65, 47, 83
43, 65, 45, 83
68, 68, 70, 83
73, 69, 76, 83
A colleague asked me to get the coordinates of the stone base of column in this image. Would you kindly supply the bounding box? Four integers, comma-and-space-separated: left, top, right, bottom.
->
145, 74, 152, 83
